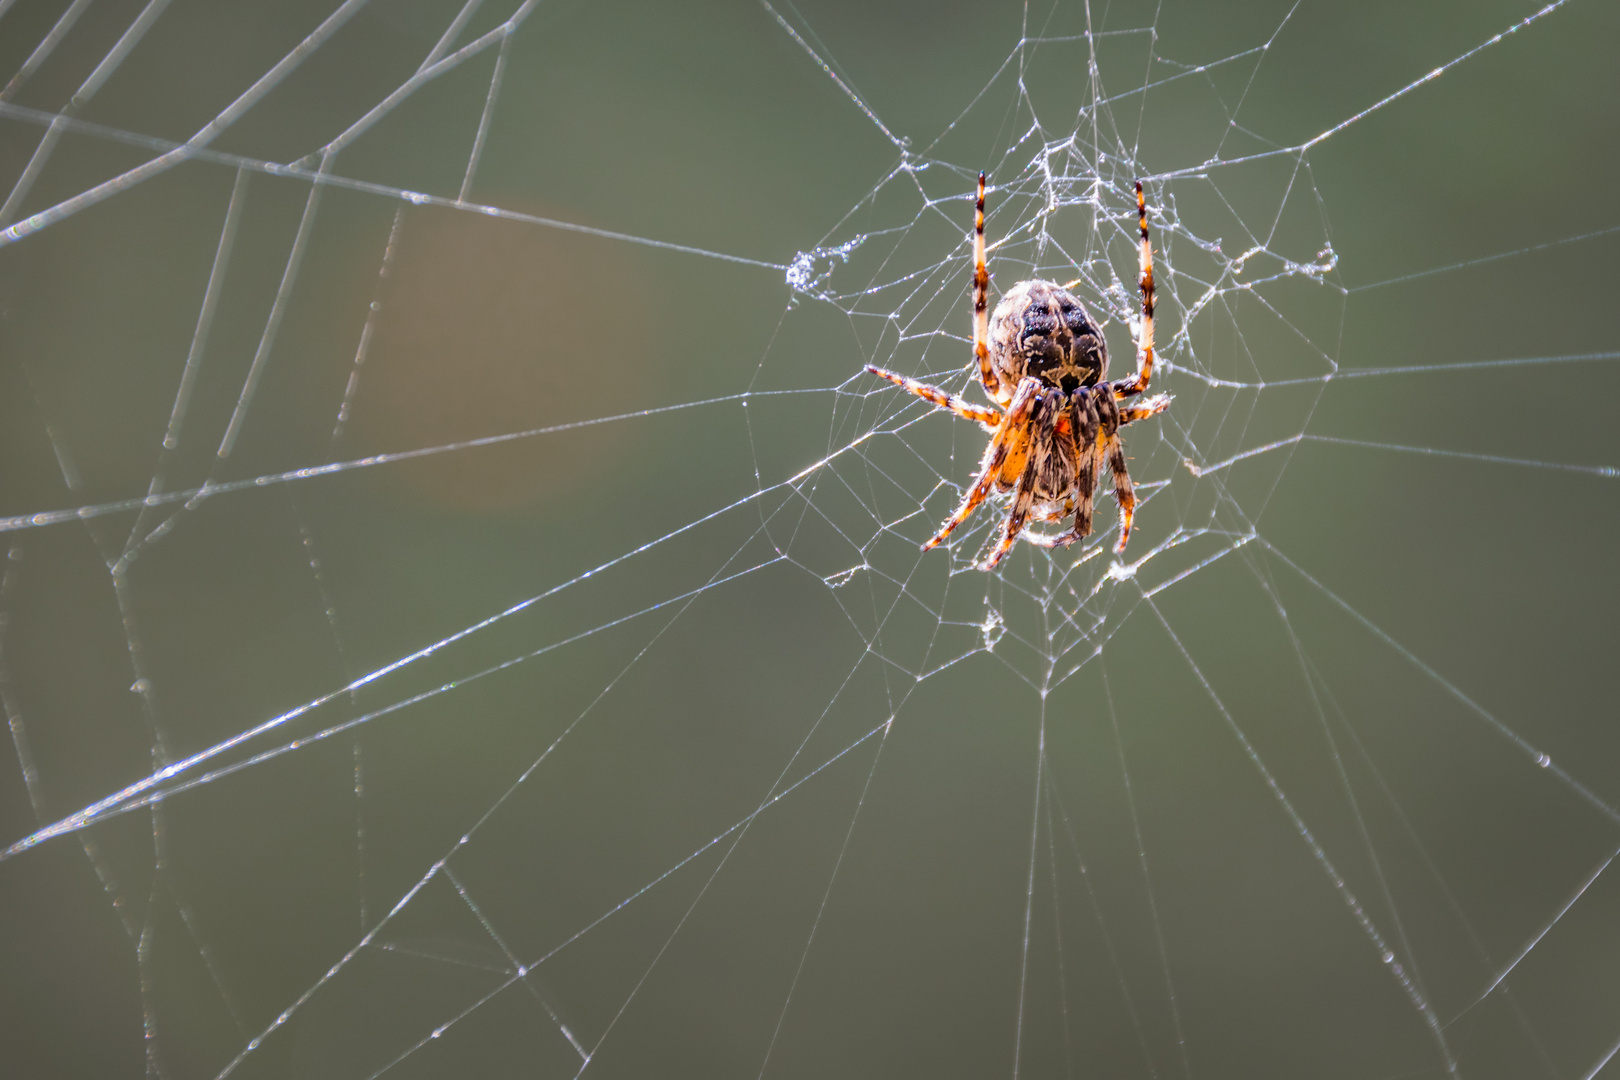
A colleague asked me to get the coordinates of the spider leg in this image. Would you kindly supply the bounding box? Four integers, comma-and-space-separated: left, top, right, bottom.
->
922, 376, 1041, 553
1118, 393, 1171, 426
1035, 394, 1165, 552
994, 386, 1043, 488
982, 475, 1035, 568
972, 172, 1010, 405
1072, 386, 1103, 543
984, 387, 1064, 568
1095, 390, 1138, 552
865, 365, 1001, 431
1112, 180, 1156, 400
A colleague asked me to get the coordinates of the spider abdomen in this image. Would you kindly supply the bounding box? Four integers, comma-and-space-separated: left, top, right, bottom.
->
989, 279, 1108, 394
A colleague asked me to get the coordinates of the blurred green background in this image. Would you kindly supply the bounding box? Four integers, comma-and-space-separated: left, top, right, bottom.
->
1, 0, 1617, 1077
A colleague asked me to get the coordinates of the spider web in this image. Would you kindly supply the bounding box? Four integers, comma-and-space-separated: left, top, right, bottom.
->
1, 0, 1618, 1077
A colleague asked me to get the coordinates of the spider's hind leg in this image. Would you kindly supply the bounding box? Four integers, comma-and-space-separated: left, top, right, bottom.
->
1095, 391, 1138, 552
922, 377, 1041, 554
984, 387, 1065, 568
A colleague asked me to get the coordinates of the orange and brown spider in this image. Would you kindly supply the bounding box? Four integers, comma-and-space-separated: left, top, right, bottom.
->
867, 174, 1169, 569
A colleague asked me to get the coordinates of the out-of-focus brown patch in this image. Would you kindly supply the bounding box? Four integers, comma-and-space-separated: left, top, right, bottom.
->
348, 200, 657, 513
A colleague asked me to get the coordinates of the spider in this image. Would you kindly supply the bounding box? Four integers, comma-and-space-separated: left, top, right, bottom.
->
866, 174, 1170, 569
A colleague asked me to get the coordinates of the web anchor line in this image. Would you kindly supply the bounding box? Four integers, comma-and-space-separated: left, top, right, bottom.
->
0, 98, 782, 270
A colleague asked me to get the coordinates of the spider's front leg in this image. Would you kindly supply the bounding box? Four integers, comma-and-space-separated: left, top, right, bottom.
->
1119, 394, 1171, 425
971, 172, 1010, 405
865, 365, 1001, 431
1113, 180, 1156, 400
922, 377, 1042, 553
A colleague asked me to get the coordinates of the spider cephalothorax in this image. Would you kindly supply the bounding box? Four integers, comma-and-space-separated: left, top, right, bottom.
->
866, 174, 1169, 568
987, 278, 1109, 394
